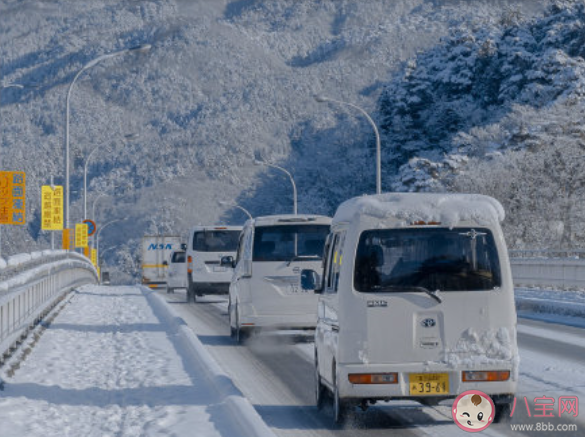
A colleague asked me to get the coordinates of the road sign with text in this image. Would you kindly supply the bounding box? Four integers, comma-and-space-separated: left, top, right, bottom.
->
41, 185, 63, 230
75, 224, 88, 248
0, 171, 26, 225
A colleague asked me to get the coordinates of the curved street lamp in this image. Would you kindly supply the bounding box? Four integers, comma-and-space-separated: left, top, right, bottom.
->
219, 201, 253, 220
64, 43, 151, 230
314, 94, 382, 195
255, 160, 297, 215
95, 218, 125, 255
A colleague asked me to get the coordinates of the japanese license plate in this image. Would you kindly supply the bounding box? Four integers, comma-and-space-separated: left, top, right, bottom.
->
409, 373, 449, 395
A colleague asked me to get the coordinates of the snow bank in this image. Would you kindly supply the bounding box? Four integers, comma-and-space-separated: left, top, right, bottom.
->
333, 193, 505, 227
144, 288, 277, 437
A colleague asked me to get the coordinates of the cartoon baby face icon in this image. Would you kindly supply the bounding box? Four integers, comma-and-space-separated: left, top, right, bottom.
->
452, 390, 495, 432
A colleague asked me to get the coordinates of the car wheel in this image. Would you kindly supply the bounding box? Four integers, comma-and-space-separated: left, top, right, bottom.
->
333, 372, 347, 424
493, 401, 513, 423
228, 300, 236, 338
187, 281, 195, 303
315, 354, 327, 410
167, 287, 174, 294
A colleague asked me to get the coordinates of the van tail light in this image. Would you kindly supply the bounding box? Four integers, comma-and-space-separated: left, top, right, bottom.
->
462, 370, 510, 382
348, 373, 398, 384
187, 255, 193, 274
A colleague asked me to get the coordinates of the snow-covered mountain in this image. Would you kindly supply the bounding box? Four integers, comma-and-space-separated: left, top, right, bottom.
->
379, 1, 585, 249
0, 0, 547, 281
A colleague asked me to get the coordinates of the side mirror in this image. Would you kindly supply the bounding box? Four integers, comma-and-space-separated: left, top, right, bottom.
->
301, 269, 322, 293
162, 261, 168, 266
220, 256, 234, 268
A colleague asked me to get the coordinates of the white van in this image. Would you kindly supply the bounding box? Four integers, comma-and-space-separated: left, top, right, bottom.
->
165, 250, 187, 294
303, 193, 518, 423
224, 214, 331, 342
186, 226, 242, 302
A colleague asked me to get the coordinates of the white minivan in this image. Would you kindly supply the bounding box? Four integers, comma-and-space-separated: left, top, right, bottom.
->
224, 214, 331, 341
303, 193, 518, 423
186, 225, 242, 302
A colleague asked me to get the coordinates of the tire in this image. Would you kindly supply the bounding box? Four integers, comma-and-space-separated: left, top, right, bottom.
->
333, 381, 347, 424
493, 401, 513, 423
186, 276, 195, 302
234, 307, 248, 344
228, 300, 236, 338
167, 287, 174, 294
315, 355, 327, 410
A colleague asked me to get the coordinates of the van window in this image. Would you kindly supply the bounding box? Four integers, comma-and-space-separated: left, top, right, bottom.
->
354, 228, 501, 293
192, 230, 240, 252
325, 232, 345, 293
171, 251, 185, 263
253, 225, 329, 262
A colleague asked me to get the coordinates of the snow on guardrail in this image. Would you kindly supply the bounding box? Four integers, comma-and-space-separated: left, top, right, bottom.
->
0, 251, 98, 361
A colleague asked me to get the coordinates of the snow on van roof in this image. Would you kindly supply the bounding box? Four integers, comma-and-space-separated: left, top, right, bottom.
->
333, 193, 505, 227
252, 214, 332, 226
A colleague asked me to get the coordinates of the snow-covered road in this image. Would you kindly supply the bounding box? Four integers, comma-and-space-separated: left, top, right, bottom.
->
0, 285, 267, 437
0, 284, 582, 437
166, 290, 584, 437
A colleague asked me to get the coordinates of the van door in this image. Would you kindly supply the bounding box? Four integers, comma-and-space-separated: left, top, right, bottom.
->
345, 227, 514, 369
249, 224, 329, 322
316, 231, 345, 386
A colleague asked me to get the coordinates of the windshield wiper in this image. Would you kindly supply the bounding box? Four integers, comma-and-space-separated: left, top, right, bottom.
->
286, 255, 321, 266
370, 285, 443, 303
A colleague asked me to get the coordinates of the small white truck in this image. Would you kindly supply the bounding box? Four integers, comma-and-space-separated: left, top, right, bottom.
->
141, 235, 183, 289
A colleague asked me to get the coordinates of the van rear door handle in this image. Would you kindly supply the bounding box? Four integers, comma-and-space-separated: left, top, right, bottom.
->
332, 325, 340, 332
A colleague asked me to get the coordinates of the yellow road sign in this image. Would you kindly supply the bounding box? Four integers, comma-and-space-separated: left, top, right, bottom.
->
91, 248, 97, 267
62, 228, 74, 250
75, 223, 88, 248
0, 171, 26, 225
41, 185, 64, 230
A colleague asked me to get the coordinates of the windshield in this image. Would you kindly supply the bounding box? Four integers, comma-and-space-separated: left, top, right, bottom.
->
192, 230, 240, 252
253, 225, 330, 262
354, 228, 502, 293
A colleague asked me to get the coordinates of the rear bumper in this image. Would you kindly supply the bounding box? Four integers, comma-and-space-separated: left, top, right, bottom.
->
336, 362, 517, 402
240, 309, 317, 330
193, 282, 230, 294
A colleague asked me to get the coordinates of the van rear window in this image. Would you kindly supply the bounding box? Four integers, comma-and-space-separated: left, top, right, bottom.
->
253, 225, 329, 262
192, 231, 240, 252
354, 228, 502, 293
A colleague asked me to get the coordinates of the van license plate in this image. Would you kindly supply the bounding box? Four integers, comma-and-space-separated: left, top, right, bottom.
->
213, 266, 227, 272
409, 373, 449, 395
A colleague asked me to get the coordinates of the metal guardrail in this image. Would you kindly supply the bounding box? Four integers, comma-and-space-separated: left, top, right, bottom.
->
510, 250, 585, 289
509, 249, 585, 259
0, 252, 98, 360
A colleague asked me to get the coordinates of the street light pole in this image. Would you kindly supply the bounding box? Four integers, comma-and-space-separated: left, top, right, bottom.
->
95, 218, 123, 255
219, 201, 253, 220
314, 95, 382, 195
255, 161, 297, 215
64, 44, 151, 231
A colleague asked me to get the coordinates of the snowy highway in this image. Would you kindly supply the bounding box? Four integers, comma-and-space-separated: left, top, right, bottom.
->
0, 284, 582, 437
165, 290, 585, 437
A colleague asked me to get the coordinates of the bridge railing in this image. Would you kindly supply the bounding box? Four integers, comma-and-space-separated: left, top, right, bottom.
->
0, 251, 98, 360
509, 250, 585, 289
